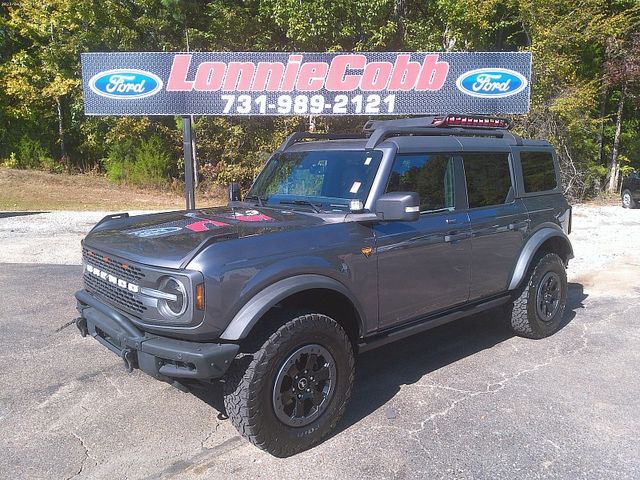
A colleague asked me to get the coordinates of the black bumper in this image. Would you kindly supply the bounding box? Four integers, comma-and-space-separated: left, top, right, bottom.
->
75, 290, 239, 380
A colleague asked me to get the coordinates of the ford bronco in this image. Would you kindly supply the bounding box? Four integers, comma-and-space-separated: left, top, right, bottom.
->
75, 115, 573, 456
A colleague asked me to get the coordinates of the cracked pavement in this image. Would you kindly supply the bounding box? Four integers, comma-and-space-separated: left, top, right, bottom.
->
1, 206, 640, 479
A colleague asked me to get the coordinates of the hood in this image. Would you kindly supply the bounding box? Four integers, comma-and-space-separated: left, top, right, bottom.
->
83, 205, 329, 269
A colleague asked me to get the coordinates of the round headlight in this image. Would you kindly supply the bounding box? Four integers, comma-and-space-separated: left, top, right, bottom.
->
158, 277, 188, 319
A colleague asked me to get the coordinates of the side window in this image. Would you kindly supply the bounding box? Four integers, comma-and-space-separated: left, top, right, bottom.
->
462, 153, 512, 208
520, 151, 557, 193
386, 154, 455, 212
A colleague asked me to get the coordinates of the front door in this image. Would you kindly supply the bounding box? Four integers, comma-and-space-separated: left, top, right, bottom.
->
374, 153, 471, 329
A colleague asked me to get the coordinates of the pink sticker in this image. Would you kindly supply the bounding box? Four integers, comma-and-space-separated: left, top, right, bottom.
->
233, 213, 273, 222
185, 219, 229, 232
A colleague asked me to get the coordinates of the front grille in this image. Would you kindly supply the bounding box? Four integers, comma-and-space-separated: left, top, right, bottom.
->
82, 247, 145, 283
82, 247, 147, 316
84, 273, 147, 315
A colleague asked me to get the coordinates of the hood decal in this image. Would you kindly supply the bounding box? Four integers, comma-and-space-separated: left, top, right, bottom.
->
125, 209, 274, 238
186, 219, 230, 232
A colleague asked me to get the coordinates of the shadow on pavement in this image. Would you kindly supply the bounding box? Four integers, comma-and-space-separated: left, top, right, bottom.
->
0, 211, 48, 219
190, 283, 587, 439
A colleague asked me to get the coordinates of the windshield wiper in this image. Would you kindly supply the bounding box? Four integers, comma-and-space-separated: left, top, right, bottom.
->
279, 200, 323, 213
244, 194, 267, 207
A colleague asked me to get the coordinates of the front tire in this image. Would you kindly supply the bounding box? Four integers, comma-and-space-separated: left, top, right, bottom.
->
508, 252, 568, 339
622, 189, 636, 209
223, 313, 354, 457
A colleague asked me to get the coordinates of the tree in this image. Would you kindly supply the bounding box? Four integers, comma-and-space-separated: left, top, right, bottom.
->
604, 32, 640, 192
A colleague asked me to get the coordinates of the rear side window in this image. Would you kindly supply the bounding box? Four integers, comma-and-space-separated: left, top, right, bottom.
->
520, 151, 558, 192
462, 153, 512, 208
386, 154, 455, 212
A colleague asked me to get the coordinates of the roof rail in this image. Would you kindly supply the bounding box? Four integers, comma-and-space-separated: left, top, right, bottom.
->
277, 132, 364, 151
278, 115, 521, 152
364, 126, 525, 149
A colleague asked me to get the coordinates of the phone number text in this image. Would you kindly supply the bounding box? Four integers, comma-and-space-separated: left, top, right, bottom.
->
220, 94, 396, 115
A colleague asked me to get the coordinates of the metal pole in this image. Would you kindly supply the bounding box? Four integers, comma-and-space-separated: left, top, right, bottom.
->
191, 115, 198, 188
182, 115, 195, 210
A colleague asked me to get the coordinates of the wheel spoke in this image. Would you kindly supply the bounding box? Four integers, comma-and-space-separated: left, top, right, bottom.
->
280, 388, 295, 404
304, 353, 318, 372
293, 397, 305, 418
312, 388, 325, 406
314, 367, 330, 383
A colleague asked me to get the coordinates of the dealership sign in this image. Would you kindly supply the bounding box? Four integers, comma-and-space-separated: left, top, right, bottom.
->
81, 52, 531, 116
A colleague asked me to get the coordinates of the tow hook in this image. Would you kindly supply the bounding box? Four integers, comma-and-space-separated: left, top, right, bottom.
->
75, 317, 88, 337
121, 347, 136, 373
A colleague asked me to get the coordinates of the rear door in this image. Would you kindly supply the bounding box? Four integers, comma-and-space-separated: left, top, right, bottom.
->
374, 153, 471, 329
462, 152, 530, 299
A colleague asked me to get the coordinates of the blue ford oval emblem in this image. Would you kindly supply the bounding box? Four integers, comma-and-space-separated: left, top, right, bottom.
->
89, 69, 163, 99
456, 68, 527, 98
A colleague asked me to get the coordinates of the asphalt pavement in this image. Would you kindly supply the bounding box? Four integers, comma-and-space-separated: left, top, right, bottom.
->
1, 262, 639, 479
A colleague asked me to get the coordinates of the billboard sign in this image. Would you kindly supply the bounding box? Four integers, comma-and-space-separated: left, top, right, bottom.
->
81, 52, 531, 116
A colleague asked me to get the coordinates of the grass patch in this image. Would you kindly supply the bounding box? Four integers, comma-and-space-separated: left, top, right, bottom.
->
0, 167, 225, 211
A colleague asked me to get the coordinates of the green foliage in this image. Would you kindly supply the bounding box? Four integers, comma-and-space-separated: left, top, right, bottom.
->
8, 136, 57, 171
105, 136, 174, 188
104, 139, 136, 183
0, 0, 638, 198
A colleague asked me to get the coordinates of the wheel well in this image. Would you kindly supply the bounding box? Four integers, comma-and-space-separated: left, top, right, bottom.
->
239, 288, 362, 352
538, 236, 572, 265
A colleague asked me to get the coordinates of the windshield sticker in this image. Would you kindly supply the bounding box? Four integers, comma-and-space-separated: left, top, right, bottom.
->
364, 157, 372, 166
350, 182, 362, 194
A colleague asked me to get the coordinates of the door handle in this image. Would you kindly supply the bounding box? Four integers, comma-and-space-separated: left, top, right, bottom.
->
444, 231, 469, 243
445, 218, 457, 224
508, 219, 530, 231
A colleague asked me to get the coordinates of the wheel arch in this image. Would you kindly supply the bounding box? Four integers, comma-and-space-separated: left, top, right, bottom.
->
508, 226, 573, 291
219, 274, 365, 346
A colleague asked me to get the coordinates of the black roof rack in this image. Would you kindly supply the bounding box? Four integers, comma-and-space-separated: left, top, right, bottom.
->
278, 115, 521, 151
364, 126, 518, 149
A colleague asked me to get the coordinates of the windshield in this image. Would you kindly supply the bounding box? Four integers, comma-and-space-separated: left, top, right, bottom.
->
247, 150, 383, 212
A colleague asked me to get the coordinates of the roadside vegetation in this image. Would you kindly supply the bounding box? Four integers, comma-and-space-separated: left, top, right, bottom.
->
0, 1, 638, 202
0, 167, 225, 211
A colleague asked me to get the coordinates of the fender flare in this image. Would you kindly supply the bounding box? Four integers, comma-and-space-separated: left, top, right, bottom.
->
219, 274, 365, 341
508, 226, 574, 291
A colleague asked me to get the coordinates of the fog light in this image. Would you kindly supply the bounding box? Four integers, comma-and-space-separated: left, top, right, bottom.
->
195, 283, 205, 310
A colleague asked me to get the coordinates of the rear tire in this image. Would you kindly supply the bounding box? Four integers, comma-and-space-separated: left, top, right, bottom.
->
622, 189, 636, 209
223, 313, 354, 457
507, 252, 567, 339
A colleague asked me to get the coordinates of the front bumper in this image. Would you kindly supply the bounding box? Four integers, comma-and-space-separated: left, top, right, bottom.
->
75, 290, 239, 380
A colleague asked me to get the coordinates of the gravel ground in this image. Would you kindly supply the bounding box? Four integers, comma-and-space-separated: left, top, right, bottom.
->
0, 211, 150, 265
1, 204, 639, 479
1, 204, 639, 282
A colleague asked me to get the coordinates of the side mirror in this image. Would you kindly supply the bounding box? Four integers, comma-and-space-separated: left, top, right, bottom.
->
228, 183, 241, 202
375, 192, 420, 222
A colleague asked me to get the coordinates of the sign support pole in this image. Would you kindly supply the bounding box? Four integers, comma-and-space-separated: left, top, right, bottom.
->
182, 115, 196, 210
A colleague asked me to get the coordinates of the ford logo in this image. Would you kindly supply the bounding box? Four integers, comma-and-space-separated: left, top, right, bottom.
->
88, 69, 163, 99
456, 68, 527, 98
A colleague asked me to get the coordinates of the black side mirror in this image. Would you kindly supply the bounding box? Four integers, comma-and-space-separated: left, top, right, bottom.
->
375, 192, 420, 222
228, 183, 241, 202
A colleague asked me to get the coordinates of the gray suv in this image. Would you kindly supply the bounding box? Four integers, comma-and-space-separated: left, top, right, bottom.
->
75, 115, 573, 456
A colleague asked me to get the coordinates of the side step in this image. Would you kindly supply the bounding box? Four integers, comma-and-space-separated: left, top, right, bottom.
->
358, 295, 511, 353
